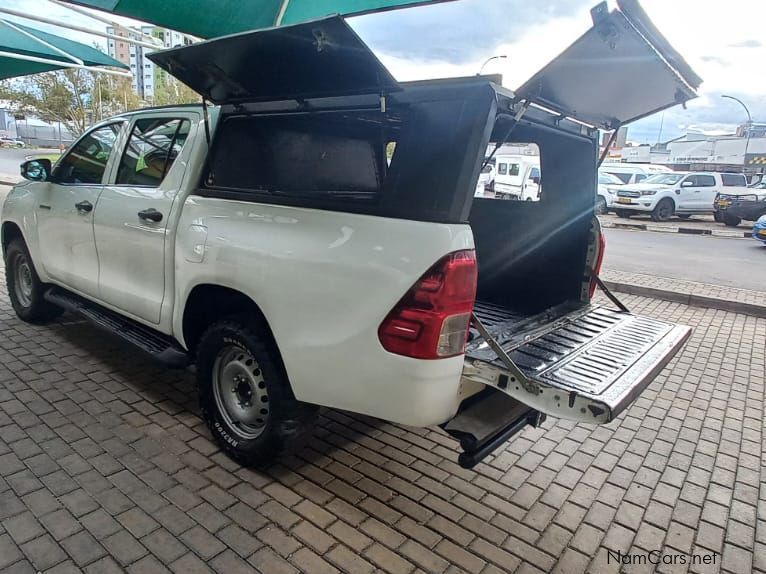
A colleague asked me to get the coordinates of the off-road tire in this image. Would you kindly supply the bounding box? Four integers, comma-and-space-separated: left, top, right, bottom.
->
651, 198, 674, 222
196, 317, 317, 466
4, 238, 63, 323
614, 209, 632, 218
722, 213, 742, 227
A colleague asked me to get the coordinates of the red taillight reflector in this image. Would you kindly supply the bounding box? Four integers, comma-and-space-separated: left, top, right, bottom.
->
589, 232, 606, 298
379, 250, 477, 359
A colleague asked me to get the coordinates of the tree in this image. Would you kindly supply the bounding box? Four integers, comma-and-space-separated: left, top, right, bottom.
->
3, 69, 93, 136
152, 71, 199, 106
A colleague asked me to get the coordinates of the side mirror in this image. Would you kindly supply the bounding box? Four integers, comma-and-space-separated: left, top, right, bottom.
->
681, 180, 694, 187
20, 159, 52, 182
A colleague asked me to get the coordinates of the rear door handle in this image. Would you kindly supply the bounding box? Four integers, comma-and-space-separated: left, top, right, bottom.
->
138, 208, 163, 223
75, 200, 93, 213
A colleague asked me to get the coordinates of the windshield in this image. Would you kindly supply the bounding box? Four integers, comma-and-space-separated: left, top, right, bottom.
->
598, 172, 623, 185
643, 173, 685, 185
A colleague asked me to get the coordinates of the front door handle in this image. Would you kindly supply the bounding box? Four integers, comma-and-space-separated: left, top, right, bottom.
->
75, 200, 93, 213
138, 208, 163, 223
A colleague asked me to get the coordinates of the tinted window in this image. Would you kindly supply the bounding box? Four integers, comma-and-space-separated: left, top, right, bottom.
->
497, 163, 508, 175
721, 173, 746, 186
55, 124, 121, 184
529, 167, 540, 180
508, 163, 520, 176
634, 174, 647, 182
116, 118, 190, 187
207, 111, 402, 199
696, 175, 716, 187
606, 171, 632, 183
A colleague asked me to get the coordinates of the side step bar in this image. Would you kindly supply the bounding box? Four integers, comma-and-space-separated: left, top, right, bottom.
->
44, 287, 189, 368
443, 391, 545, 469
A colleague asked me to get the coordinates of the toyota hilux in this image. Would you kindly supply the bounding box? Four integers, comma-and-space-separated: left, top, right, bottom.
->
2, 1, 699, 468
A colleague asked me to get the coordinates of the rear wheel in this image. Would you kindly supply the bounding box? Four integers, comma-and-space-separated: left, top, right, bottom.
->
614, 209, 632, 218
196, 317, 317, 466
651, 198, 674, 222
595, 196, 608, 215
4, 238, 63, 323
722, 213, 741, 227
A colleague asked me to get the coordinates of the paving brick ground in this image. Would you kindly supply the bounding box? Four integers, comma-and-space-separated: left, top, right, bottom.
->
602, 269, 766, 308
599, 213, 753, 233
0, 268, 764, 574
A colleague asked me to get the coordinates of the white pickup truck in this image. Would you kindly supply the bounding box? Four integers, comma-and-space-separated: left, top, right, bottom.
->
613, 171, 748, 221
2, 4, 699, 468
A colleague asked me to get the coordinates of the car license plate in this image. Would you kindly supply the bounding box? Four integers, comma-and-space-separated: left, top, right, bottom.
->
617, 198, 632, 204
758, 230, 766, 237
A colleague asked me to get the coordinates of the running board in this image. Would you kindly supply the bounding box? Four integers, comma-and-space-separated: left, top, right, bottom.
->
44, 287, 189, 368
463, 306, 691, 424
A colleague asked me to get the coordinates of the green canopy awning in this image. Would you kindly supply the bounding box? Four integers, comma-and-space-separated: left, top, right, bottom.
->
61, 0, 455, 39
0, 18, 129, 80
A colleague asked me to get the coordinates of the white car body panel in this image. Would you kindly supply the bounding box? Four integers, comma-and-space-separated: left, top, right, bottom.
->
174, 197, 474, 426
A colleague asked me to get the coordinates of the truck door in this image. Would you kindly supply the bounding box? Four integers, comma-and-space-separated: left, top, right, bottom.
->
93, 113, 195, 324
692, 174, 717, 211
37, 122, 125, 298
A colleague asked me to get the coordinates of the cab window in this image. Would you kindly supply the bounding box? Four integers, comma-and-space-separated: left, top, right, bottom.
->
508, 163, 520, 176
116, 118, 190, 187
54, 123, 122, 185
497, 163, 508, 175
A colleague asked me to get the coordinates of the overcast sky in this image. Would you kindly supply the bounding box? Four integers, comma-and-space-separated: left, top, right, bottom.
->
4, 0, 765, 143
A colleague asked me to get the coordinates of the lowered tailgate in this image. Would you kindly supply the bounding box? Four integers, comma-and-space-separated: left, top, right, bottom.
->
463, 304, 690, 424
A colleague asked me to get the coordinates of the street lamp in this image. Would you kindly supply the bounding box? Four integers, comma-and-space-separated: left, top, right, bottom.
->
477, 55, 507, 76
721, 94, 752, 177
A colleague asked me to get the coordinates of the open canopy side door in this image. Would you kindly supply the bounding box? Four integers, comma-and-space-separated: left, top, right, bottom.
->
515, 0, 702, 130
147, 15, 399, 104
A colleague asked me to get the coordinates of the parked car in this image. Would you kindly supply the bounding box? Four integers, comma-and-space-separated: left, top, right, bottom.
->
493, 154, 540, 200
752, 214, 766, 244
714, 181, 766, 226
614, 171, 748, 221
474, 161, 495, 197
596, 171, 624, 214
600, 162, 671, 184
1, 5, 697, 469
0, 137, 24, 148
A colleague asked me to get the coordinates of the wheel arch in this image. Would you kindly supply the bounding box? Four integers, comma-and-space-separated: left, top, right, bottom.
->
181, 283, 277, 357
1, 221, 24, 257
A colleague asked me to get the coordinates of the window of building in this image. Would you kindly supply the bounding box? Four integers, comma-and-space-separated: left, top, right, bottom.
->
116, 118, 190, 187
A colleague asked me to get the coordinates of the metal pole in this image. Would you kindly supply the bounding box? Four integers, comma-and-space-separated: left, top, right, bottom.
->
721, 94, 752, 178
477, 55, 507, 76
0, 7, 161, 49
0, 50, 132, 77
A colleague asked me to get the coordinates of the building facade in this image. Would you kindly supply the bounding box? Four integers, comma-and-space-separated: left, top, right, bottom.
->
106, 25, 192, 101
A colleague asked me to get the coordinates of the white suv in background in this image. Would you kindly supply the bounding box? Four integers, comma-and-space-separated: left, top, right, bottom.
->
596, 171, 624, 213
614, 172, 748, 221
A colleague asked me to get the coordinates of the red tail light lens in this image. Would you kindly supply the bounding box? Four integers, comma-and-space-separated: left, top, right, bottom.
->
379, 250, 478, 359
589, 232, 606, 298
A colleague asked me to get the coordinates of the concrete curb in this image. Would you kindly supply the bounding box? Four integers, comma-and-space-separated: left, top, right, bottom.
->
604, 280, 766, 318
601, 220, 751, 238
0, 180, 18, 187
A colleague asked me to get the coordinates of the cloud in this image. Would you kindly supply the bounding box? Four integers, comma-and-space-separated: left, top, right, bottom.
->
728, 39, 762, 48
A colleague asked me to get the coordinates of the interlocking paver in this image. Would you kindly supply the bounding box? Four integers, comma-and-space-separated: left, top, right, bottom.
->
0, 262, 764, 574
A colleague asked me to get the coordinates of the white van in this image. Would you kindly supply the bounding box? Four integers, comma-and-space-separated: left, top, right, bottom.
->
600, 162, 671, 185
494, 155, 541, 201
474, 162, 496, 197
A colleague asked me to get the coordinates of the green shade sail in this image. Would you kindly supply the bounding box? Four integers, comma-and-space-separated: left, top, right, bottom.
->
62, 0, 455, 38
0, 18, 129, 80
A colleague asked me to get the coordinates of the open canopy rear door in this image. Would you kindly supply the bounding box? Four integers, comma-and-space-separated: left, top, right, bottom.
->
147, 16, 399, 104
515, 0, 702, 129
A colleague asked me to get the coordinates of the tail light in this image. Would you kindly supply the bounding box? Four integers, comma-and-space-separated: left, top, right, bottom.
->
589, 232, 606, 298
379, 250, 477, 359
